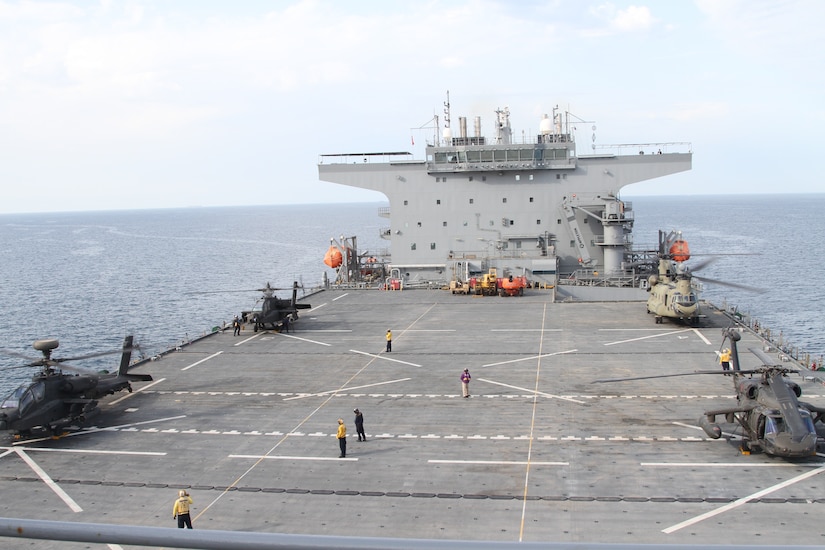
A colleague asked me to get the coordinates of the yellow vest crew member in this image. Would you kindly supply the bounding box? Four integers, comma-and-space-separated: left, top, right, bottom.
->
173, 490, 193, 529
337, 418, 347, 458
719, 348, 731, 371
386, 329, 392, 352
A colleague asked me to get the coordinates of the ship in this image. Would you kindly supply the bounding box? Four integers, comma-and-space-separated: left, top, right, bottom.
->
2, 97, 824, 549
318, 93, 692, 299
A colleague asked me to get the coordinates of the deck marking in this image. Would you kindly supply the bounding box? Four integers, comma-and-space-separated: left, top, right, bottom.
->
482, 348, 577, 368
604, 328, 694, 346
519, 302, 549, 542
12, 447, 166, 456
182, 351, 223, 370
693, 328, 712, 344
429, 459, 567, 466
307, 302, 328, 312
278, 333, 332, 346
233, 333, 262, 346
230, 454, 357, 461
283, 378, 412, 401
10, 415, 185, 444
350, 349, 421, 367
490, 328, 562, 332
14, 448, 83, 513
332, 293, 349, 301
108, 377, 167, 406
662, 463, 825, 534
478, 378, 585, 404
13, 415, 189, 443
642, 462, 815, 468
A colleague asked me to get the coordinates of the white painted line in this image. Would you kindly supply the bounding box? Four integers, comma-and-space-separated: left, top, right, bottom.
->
693, 328, 712, 345
182, 351, 224, 370
662, 463, 825, 534
604, 328, 694, 346
482, 348, 577, 367
350, 349, 421, 367
0, 449, 13, 458
490, 329, 562, 332
600, 328, 687, 332
14, 447, 166, 456
429, 459, 567, 466
332, 293, 348, 301
279, 333, 331, 346
233, 334, 262, 346
230, 454, 356, 461
283, 378, 412, 401
478, 378, 585, 404
643, 462, 812, 468
14, 448, 83, 513
108, 377, 167, 406
307, 302, 328, 312
13, 415, 189, 443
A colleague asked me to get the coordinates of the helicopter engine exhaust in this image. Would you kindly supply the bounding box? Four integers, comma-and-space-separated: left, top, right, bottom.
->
699, 415, 722, 439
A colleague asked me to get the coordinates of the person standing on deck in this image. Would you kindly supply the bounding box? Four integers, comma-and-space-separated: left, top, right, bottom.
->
354, 408, 366, 441
386, 329, 392, 352
719, 348, 731, 372
461, 368, 471, 398
337, 418, 347, 458
172, 490, 193, 529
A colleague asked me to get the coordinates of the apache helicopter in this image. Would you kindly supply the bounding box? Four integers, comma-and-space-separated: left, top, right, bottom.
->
242, 281, 311, 332
0, 335, 152, 438
644, 230, 759, 325
594, 327, 825, 458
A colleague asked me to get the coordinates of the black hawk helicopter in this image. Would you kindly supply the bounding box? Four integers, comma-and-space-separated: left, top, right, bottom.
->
644, 230, 760, 325
594, 327, 825, 458
0, 335, 152, 438
242, 281, 311, 332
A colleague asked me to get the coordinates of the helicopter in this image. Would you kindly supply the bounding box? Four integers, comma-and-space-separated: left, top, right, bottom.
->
0, 335, 152, 438
644, 230, 760, 325
242, 281, 311, 332
594, 327, 825, 458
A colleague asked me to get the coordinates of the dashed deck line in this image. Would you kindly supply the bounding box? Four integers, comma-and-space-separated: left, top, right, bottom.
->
139, 390, 763, 400
68, 427, 728, 442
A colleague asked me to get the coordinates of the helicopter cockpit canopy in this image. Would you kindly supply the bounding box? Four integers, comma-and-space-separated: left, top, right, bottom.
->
671, 292, 697, 306
1, 382, 45, 414
764, 410, 816, 436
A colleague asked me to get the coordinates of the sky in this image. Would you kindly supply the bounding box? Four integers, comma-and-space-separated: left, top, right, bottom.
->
1, 0, 823, 214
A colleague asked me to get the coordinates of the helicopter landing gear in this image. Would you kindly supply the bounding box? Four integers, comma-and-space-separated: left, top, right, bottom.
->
654, 315, 663, 324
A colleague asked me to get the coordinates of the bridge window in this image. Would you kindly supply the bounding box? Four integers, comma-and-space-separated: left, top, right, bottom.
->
411, 243, 416, 250
537, 219, 541, 224
443, 221, 447, 227
430, 243, 436, 250
436, 200, 441, 205
469, 198, 474, 204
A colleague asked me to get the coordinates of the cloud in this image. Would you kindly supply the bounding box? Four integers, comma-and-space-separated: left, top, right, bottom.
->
588, 3, 657, 33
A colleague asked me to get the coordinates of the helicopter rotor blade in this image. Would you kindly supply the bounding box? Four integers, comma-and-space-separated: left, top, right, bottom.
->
592, 369, 760, 384
693, 274, 765, 293
686, 257, 717, 272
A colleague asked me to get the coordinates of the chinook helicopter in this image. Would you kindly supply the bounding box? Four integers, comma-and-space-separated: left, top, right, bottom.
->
594, 327, 825, 458
0, 335, 152, 438
645, 230, 701, 324
644, 230, 760, 325
242, 281, 311, 332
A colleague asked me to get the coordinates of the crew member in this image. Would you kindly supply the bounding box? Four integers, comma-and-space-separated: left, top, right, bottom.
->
354, 408, 366, 442
172, 490, 193, 529
386, 329, 392, 352
719, 348, 731, 372
337, 418, 347, 458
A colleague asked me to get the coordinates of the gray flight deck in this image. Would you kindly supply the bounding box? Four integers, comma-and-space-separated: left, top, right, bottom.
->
2, 288, 825, 548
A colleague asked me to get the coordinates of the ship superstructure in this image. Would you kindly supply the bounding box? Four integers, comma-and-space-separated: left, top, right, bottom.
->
318, 96, 691, 295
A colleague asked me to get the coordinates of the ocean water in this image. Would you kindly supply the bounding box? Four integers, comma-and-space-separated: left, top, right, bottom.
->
1, 195, 823, 396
